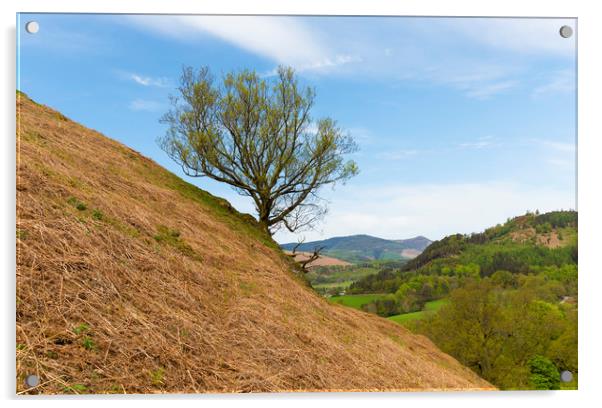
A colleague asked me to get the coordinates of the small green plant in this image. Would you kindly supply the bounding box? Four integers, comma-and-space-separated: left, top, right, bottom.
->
73, 323, 90, 335
92, 209, 104, 220
150, 367, 165, 386
82, 335, 96, 351
16, 343, 26, 351
63, 383, 87, 393
67, 196, 87, 211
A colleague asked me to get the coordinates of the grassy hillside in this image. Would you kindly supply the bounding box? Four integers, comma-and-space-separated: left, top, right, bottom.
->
15, 92, 492, 394
281, 235, 431, 263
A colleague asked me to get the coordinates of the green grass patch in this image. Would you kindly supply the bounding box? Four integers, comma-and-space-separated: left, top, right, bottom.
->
134, 164, 277, 250
424, 298, 449, 311
72, 323, 90, 335
63, 384, 88, 394
388, 298, 449, 326
154, 225, 201, 261
150, 367, 165, 386
329, 294, 388, 310
67, 196, 87, 211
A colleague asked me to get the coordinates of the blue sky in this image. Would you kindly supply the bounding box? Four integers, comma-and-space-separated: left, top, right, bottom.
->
17, 14, 577, 243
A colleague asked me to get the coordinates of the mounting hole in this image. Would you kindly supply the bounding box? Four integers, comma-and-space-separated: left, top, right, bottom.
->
25, 374, 40, 388
559, 25, 573, 38
560, 370, 573, 383
25, 21, 39, 34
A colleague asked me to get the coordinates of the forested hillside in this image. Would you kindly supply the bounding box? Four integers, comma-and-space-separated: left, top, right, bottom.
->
348, 211, 578, 390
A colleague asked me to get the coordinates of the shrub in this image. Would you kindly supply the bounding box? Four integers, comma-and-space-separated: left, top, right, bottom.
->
529, 355, 560, 390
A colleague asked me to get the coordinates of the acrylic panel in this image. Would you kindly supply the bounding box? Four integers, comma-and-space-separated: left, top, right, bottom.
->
16, 14, 577, 394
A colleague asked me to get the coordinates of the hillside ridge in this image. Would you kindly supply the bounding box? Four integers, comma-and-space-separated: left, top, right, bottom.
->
281, 234, 432, 263
16, 92, 493, 394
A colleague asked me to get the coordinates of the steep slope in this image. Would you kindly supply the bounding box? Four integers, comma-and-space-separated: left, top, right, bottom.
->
16, 93, 492, 394
281, 235, 432, 263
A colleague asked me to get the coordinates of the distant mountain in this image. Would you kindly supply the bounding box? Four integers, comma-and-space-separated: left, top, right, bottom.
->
280, 234, 432, 263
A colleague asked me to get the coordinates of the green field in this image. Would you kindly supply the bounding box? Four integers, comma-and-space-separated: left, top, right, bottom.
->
388, 299, 449, 325
329, 294, 387, 310
307, 263, 392, 295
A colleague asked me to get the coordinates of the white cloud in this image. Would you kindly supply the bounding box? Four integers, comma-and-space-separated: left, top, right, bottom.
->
424, 63, 520, 100
464, 80, 518, 100
379, 149, 419, 160
129, 73, 169, 87
274, 181, 575, 243
441, 18, 576, 57
458, 135, 500, 149
128, 99, 163, 112
127, 15, 359, 74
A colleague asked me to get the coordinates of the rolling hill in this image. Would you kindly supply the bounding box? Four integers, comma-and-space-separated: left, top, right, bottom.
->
15, 92, 492, 394
281, 235, 432, 263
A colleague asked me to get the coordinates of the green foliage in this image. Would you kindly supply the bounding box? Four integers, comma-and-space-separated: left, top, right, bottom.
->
412, 280, 575, 390
160, 65, 358, 234
92, 209, 104, 220
529, 355, 560, 390
328, 210, 578, 390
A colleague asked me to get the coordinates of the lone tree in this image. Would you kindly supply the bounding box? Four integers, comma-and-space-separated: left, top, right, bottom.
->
160, 66, 358, 235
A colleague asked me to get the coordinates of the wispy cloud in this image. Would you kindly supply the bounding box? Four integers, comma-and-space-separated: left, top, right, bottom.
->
440, 18, 576, 58
379, 149, 419, 161
531, 138, 575, 153
129, 73, 169, 87
532, 69, 575, 98
424, 63, 520, 100
128, 99, 163, 112
127, 15, 360, 74
465, 80, 518, 100
458, 136, 500, 149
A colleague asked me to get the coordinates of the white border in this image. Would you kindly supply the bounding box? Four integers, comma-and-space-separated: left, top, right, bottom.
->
2, 1, 601, 407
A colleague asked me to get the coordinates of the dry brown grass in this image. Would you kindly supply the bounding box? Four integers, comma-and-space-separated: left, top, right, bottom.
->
508, 227, 565, 248
15, 93, 494, 394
